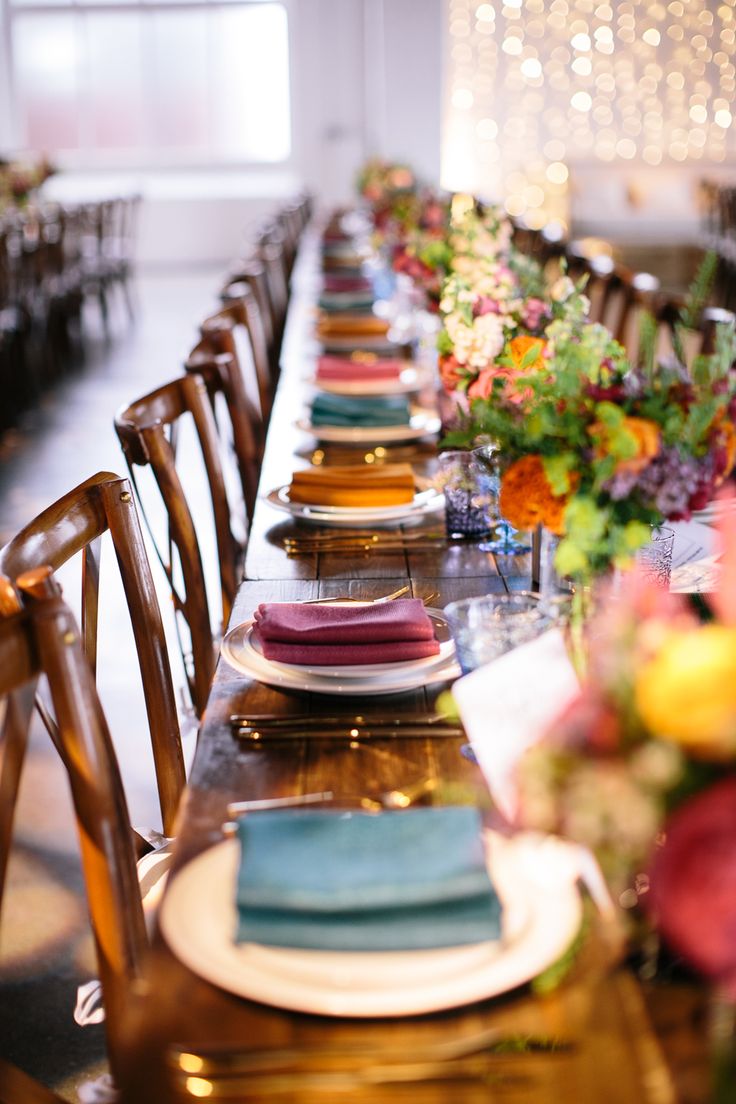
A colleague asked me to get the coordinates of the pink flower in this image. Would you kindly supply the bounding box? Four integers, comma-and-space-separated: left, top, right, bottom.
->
521, 298, 550, 331
646, 776, 736, 996
467, 366, 500, 400
473, 297, 502, 318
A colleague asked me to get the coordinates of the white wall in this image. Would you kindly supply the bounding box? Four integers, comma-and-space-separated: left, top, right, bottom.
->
34, 0, 444, 265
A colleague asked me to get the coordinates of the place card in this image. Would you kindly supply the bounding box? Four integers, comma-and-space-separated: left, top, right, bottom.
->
453, 628, 580, 822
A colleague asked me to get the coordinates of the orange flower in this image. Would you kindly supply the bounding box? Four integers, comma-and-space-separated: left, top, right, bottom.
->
507, 335, 546, 372
499, 455, 577, 535
439, 355, 463, 393
589, 416, 660, 476
711, 415, 736, 486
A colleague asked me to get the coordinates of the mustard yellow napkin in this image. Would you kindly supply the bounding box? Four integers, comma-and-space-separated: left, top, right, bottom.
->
288, 464, 416, 507
316, 312, 390, 338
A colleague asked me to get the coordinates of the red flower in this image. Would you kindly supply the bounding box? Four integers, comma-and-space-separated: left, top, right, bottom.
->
646, 776, 736, 996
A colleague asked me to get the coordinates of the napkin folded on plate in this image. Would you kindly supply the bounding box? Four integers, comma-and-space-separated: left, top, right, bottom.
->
251, 597, 440, 664
316, 312, 390, 337
311, 393, 412, 427
323, 275, 373, 294
288, 463, 416, 507
315, 355, 406, 383
234, 806, 502, 950
318, 291, 375, 313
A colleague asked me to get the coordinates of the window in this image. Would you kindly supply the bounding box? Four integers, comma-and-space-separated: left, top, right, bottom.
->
6, 0, 291, 166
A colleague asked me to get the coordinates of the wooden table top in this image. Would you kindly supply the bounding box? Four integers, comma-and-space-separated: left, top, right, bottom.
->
116, 230, 710, 1104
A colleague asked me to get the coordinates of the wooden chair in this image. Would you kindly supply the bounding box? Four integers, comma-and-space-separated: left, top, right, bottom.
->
202, 282, 273, 425
654, 299, 736, 367
184, 340, 262, 521
223, 257, 276, 362
0, 1057, 68, 1104
0, 471, 186, 837
0, 569, 148, 1083
253, 229, 289, 351
115, 374, 245, 715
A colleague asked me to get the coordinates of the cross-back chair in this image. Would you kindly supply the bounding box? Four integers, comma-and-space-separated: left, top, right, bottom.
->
654, 300, 736, 367
253, 232, 289, 351
115, 373, 245, 715
0, 1056, 68, 1104
223, 257, 276, 363
0, 569, 148, 1083
0, 471, 185, 837
184, 339, 262, 520
202, 281, 273, 426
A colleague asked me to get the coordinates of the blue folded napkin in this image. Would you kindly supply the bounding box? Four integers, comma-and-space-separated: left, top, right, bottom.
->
234, 807, 502, 951
311, 393, 412, 427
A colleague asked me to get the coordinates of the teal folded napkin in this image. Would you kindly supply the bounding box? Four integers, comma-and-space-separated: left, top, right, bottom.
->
235, 807, 502, 951
311, 393, 412, 427
318, 291, 376, 313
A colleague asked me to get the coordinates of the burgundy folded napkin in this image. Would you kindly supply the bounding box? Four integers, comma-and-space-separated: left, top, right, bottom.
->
323, 275, 373, 293
316, 355, 405, 383
251, 598, 440, 665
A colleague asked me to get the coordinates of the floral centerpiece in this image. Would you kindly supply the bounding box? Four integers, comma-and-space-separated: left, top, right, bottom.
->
511, 529, 736, 1098
391, 193, 452, 310
0, 154, 55, 209
444, 275, 736, 584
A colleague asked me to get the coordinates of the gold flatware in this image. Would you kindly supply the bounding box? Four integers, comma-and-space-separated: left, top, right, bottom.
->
301, 584, 409, 604
235, 727, 464, 743
283, 530, 445, 546
171, 1055, 557, 1097
230, 712, 458, 729
226, 792, 334, 815
286, 541, 450, 557
168, 1026, 569, 1078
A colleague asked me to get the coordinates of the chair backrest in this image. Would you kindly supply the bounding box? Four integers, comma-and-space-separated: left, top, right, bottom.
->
655, 299, 736, 367
0, 471, 185, 835
115, 374, 242, 715
203, 282, 273, 425
184, 340, 262, 521
0, 1056, 68, 1104
254, 234, 289, 348
0, 569, 148, 1078
224, 257, 275, 357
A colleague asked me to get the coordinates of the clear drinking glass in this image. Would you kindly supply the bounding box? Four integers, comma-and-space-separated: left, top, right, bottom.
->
437, 450, 492, 539
445, 592, 553, 674
471, 443, 532, 554
636, 526, 675, 589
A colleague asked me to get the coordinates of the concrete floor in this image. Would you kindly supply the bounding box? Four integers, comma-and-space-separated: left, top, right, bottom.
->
0, 267, 222, 1100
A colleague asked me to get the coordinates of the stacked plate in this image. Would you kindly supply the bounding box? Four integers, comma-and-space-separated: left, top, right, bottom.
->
266, 483, 445, 528
221, 606, 461, 695
309, 365, 421, 396
160, 829, 583, 1016
297, 407, 440, 444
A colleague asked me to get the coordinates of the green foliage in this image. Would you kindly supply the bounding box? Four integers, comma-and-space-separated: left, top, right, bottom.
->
681, 251, 718, 332
637, 311, 658, 380
436, 329, 454, 357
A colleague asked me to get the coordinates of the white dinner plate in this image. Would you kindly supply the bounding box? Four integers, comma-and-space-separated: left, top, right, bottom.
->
228, 608, 455, 680
309, 367, 421, 396
265, 484, 445, 528
317, 335, 406, 355
220, 609, 461, 694
159, 830, 583, 1017
297, 408, 440, 444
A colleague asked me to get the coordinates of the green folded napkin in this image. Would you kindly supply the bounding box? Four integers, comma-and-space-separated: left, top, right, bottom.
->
311, 393, 412, 427
235, 807, 502, 951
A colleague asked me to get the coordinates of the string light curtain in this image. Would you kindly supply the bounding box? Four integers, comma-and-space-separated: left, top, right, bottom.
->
442, 0, 736, 229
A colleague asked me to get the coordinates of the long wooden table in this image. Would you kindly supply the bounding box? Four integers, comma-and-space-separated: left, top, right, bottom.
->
116, 230, 709, 1103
